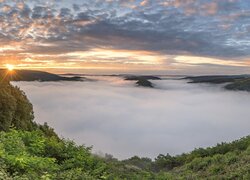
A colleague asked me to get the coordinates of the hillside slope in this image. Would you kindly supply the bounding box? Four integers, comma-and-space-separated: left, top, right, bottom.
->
225, 79, 250, 92
107, 136, 250, 179
0, 69, 83, 82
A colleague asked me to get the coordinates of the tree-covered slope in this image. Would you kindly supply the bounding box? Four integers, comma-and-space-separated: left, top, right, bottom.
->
0, 82, 108, 179
106, 136, 250, 179
0, 130, 108, 179
0, 82, 34, 131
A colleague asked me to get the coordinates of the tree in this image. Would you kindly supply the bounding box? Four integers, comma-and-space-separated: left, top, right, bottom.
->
0, 82, 34, 131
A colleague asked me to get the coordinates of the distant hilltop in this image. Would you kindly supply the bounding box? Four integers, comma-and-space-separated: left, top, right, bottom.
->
0, 69, 84, 82
124, 75, 161, 88
185, 75, 250, 92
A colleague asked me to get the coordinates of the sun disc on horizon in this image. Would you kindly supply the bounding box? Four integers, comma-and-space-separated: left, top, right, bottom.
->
6, 64, 15, 71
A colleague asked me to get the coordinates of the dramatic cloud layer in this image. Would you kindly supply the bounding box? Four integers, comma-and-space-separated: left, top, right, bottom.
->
1, 0, 250, 73
13, 78, 250, 159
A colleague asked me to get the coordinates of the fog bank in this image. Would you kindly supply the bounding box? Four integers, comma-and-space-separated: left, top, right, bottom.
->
13, 77, 250, 159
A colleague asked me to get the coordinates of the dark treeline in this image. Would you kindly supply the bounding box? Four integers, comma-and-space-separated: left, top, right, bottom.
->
0, 80, 250, 179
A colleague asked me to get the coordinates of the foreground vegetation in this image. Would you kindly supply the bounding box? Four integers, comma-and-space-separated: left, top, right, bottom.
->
0, 80, 250, 179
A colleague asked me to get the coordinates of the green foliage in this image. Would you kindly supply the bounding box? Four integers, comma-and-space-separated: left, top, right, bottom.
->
154, 154, 181, 171
0, 82, 58, 138
0, 130, 108, 179
0, 82, 34, 131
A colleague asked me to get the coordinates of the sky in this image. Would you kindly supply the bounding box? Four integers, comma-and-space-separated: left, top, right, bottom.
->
13, 78, 250, 159
1, 0, 250, 74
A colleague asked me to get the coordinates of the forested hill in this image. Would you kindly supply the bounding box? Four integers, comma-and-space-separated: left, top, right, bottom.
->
185, 75, 250, 92
0, 81, 250, 179
0, 69, 83, 82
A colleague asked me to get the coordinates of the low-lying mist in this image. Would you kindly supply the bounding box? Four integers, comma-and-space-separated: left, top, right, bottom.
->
13, 77, 250, 159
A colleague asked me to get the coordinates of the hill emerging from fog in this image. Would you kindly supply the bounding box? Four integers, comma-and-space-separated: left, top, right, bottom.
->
2, 69, 250, 91
185, 75, 250, 92
123, 75, 161, 88
185, 75, 250, 84
0, 69, 83, 82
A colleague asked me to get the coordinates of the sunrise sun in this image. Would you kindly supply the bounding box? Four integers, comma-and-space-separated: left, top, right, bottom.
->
6, 64, 14, 71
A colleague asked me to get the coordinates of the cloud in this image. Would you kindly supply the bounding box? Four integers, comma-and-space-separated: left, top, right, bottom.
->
1, 0, 250, 72
13, 78, 250, 159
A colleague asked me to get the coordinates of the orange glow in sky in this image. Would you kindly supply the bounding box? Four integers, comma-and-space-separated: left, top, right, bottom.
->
1, 44, 250, 75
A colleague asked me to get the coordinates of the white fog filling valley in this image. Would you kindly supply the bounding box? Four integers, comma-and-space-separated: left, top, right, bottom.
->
13, 77, 250, 160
